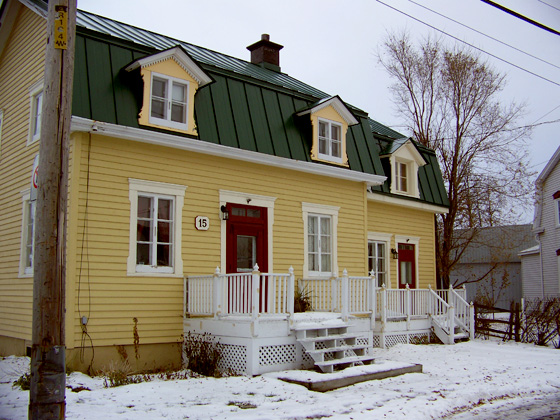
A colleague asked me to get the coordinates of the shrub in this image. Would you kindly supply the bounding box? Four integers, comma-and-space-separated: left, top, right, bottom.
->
12, 372, 30, 390
294, 284, 313, 312
521, 297, 560, 347
183, 332, 222, 377
101, 360, 143, 388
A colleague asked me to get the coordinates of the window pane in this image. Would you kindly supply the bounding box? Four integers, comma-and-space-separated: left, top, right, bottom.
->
158, 199, 172, 221
309, 253, 317, 272
171, 103, 185, 123
377, 273, 384, 287
232, 207, 245, 217
320, 217, 330, 235
331, 124, 341, 140
247, 209, 261, 218
237, 235, 256, 271
172, 82, 186, 102
137, 220, 152, 242
152, 78, 167, 98
331, 140, 341, 158
157, 221, 171, 243
319, 121, 327, 138
308, 216, 317, 234
138, 196, 152, 218
320, 235, 330, 253
137, 243, 151, 265
321, 254, 331, 272
377, 243, 385, 258
151, 98, 165, 119
157, 244, 171, 266
319, 137, 328, 155
33, 92, 43, 137
308, 234, 318, 252
400, 261, 412, 284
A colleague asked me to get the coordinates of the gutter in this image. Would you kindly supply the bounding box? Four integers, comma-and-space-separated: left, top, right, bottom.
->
71, 116, 387, 188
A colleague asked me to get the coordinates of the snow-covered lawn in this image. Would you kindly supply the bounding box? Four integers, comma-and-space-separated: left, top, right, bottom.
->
1, 340, 559, 419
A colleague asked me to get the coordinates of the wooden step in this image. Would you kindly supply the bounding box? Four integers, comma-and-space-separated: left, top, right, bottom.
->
316, 355, 376, 373
306, 343, 370, 355
296, 332, 360, 344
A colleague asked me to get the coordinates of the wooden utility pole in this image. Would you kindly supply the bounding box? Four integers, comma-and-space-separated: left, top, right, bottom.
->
29, 2, 76, 419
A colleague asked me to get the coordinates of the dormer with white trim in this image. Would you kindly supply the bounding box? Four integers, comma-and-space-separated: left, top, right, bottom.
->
381, 138, 427, 199
296, 96, 358, 167
125, 46, 212, 136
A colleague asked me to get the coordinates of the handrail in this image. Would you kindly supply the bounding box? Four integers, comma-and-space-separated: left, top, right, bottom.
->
428, 287, 453, 337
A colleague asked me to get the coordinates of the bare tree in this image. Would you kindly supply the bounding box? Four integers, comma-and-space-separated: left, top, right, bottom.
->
378, 32, 534, 288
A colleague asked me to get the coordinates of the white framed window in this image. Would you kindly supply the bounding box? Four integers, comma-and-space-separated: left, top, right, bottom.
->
27, 81, 44, 144
19, 190, 35, 277
318, 119, 343, 163
396, 161, 408, 193
302, 202, 339, 278
368, 232, 392, 287
149, 72, 189, 131
128, 179, 186, 276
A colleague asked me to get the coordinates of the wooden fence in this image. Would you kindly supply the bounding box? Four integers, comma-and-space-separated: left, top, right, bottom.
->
474, 302, 521, 342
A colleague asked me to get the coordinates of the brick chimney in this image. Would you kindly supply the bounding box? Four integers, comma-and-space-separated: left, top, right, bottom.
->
247, 34, 284, 72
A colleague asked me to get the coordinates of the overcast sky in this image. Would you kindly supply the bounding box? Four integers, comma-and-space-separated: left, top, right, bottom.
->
77, 0, 560, 193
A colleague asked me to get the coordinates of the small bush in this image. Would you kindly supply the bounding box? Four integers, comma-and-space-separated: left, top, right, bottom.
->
294, 284, 313, 312
521, 297, 560, 347
101, 360, 143, 388
12, 373, 30, 390
183, 332, 222, 377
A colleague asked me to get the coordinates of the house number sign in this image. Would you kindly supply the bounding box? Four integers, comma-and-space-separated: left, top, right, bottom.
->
195, 216, 209, 231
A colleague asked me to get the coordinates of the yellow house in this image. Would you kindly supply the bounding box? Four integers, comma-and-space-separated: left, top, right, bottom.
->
0, 2, 470, 376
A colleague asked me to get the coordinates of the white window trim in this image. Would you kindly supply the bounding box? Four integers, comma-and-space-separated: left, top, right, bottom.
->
390, 156, 421, 199
317, 118, 343, 164
27, 80, 44, 145
302, 202, 339, 278
19, 189, 33, 277
128, 179, 186, 276
555, 198, 560, 228
368, 232, 393, 288
149, 71, 189, 131
219, 190, 276, 274
395, 235, 420, 289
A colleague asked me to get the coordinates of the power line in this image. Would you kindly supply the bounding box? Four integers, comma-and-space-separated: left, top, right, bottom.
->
375, 0, 560, 88
532, 104, 560, 124
481, 0, 560, 36
408, 0, 560, 71
538, 0, 560, 13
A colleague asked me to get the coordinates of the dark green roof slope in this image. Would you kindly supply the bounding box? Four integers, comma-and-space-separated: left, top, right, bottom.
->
70, 8, 448, 208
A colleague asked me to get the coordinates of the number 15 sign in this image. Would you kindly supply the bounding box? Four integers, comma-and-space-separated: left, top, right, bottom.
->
195, 216, 210, 231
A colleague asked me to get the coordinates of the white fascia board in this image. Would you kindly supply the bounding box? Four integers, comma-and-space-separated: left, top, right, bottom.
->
296, 96, 359, 126
125, 46, 212, 86
71, 117, 386, 187
518, 245, 540, 256
367, 190, 449, 214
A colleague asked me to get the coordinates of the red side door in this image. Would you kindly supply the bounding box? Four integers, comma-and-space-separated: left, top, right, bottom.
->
398, 243, 416, 289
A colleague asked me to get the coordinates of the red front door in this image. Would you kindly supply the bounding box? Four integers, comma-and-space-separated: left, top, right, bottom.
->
225, 203, 268, 273
225, 203, 268, 312
398, 243, 416, 289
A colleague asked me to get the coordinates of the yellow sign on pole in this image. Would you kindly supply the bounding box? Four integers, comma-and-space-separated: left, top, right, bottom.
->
54, 6, 67, 49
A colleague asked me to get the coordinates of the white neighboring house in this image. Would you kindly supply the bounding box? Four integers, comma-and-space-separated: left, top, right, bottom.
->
520, 146, 560, 299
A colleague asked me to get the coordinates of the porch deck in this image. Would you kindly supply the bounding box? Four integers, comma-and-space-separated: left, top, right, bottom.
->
184, 267, 474, 376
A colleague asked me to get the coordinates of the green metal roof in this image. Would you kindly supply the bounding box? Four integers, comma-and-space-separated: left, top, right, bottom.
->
69, 7, 448, 208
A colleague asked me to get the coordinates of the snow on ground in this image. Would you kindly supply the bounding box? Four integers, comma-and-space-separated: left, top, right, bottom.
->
1, 340, 560, 420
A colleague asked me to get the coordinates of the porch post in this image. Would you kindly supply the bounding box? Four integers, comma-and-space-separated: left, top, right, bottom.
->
406, 284, 411, 331
469, 301, 475, 340
251, 264, 260, 337
448, 304, 455, 344
369, 271, 376, 330
381, 284, 387, 325
331, 276, 338, 312
341, 269, 349, 322
287, 267, 295, 317
213, 267, 221, 318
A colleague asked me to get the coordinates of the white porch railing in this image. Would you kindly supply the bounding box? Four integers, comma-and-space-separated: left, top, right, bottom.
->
185, 266, 295, 319
185, 268, 474, 341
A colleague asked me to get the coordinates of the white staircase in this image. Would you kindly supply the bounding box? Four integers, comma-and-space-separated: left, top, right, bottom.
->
430, 314, 470, 344
429, 286, 474, 345
294, 322, 375, 373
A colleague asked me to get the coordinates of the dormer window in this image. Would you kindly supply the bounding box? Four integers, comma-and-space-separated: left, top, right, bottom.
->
125, 46, 212, 136
318, 119, 342, 163
150, 73, 189, 130
295, 96, 358, 167
381, 138, 427, 199
396, 161, 408, 193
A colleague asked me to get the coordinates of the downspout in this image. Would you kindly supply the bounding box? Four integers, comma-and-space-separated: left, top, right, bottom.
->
536, 232, 545, 299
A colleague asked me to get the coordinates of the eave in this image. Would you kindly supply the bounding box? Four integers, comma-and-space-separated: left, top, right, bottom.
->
71, 117, 386, 188
367, 190, 449, 214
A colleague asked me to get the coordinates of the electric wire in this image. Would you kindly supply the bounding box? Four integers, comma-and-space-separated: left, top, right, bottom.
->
407, 0, 560, 71
538, 0, 560, 13
375, 0, 560, 88
77, 134, 94, 370
481, 0, 560, 36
